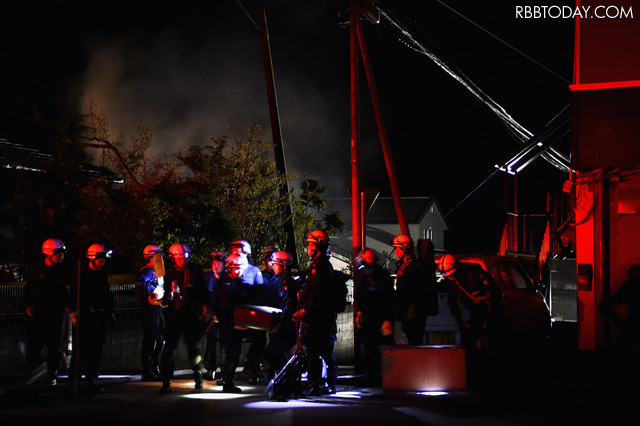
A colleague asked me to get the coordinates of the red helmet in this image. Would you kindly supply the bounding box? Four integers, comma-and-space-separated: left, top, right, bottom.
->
87, 244, 111, 260
263, 248, 277, 264
271, 251, 293, 268
210, 251, 227, 263
42, 238, 66, 256
143, 245, 162, 260
355, 248, 378, 268
306, 229, 329, 244
169, 243, 190, 260
391, 234, 413, 249
439, 254, 458, 277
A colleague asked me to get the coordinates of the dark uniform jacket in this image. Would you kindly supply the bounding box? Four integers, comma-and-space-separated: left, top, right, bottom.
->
70, 265, 113, 318
355, 263, 395, 332
299, 254, 337, 344
395, 255, 430, 321
163, 265, 209, 315
25, 260, 71, 314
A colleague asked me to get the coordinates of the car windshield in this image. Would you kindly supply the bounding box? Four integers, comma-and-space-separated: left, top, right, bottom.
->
492, 261, 530, 289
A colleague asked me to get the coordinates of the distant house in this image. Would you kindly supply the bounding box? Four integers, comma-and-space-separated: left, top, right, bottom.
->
325, 196, 447, 270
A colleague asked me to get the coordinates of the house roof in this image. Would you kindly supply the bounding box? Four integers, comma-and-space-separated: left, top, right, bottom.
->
325, 196, 437, 225
1, 138, 121, 182
368, 196, 436, 224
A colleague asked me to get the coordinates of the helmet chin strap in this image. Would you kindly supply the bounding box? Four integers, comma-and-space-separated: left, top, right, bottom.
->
89, 259, 99, 270
399, 246, 413, 261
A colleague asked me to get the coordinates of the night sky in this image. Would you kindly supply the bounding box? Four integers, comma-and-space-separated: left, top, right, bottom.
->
1, 1, 575, 254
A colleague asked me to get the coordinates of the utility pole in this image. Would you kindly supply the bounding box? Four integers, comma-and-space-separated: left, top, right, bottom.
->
257, 6, 298, 264
350, 0, 363, 260
356, 14, 410, 237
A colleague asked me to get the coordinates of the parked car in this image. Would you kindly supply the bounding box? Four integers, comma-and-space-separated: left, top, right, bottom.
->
426, 254, 551, 346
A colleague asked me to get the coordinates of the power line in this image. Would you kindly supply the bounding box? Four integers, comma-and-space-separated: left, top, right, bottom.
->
443, 168, 501, 218
234, 0, 260, 31
375, 3, 571, 174
434, 0, 572, 84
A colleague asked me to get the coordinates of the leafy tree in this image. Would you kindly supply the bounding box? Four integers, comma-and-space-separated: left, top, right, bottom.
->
293, 178, 345, 267
2, 110, 343, 275
81, 121, 295, 267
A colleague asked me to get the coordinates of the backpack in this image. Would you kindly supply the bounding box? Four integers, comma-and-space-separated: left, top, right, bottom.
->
417, 260, 440, 317
331, 270, 349, 313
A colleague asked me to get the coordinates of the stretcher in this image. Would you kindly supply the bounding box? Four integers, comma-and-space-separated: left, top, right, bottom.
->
264, 320, 310, 400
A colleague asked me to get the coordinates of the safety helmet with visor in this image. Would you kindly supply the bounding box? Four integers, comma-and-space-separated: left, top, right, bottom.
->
306, 229, 331, 257
210, 250, 227, 263
355, 248, 378, 269
231, 240, 252, 256
42, 238, 66, 256
439, 253, 458, 278
86, 243, 112, 260
143, 245, 162, 260
168, 243, 190, 260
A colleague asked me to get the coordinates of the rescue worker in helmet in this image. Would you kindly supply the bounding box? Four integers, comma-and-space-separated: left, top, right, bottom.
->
293, 229, 339, 395
159, 243, 209, 393
230, 239, 266, 383
24, 238, 71, 386
260, 248, 280, 308
392, 234, 430, 345
354, 248, 395, 384
203, 250, 226, 382
216, 253, 252, 393
69, 243, 114, 394
262, 250, 303, 379
136, 245, 165, 381
230, 240, 264, 286
439, 253, 504, 352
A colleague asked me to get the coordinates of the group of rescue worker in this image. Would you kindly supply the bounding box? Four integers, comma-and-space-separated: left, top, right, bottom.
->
137, 230, 344, 394
24, 231, 504, 395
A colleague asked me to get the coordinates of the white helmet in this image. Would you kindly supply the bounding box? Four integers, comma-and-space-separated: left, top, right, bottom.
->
87, 243, 111, 260
231, 240, 252, 256
42, 238, 66, 256
225, 253, 248, 270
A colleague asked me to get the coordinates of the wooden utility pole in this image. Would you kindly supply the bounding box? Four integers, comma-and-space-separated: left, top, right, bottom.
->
257, 6, 298, 264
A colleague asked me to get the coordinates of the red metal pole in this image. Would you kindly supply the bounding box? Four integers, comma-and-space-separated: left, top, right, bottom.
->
356, 15, 410, 238
350, 0, 362, 260
73, 258, 81, 395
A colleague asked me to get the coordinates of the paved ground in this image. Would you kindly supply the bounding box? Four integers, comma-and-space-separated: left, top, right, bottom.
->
1, 324, 637, 426
1, 345, 639, 426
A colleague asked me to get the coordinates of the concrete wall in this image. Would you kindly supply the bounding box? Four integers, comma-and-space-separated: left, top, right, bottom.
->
1, 308, 355, 378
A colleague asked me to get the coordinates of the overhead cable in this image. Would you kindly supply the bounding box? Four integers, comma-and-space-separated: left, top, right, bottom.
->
434, 0, 572, 84
374, 3, 571, 173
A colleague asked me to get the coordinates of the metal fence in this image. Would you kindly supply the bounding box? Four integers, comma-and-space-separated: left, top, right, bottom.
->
0, 282, 26, 318
0, 281, 142, 318
1, 279, 355, 376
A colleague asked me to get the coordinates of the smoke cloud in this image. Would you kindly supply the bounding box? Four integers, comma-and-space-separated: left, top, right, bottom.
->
78, 4, 352, 196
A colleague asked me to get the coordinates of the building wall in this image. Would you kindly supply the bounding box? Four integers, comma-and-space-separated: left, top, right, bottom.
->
571, 1, 640, 349
575, 170, 640, 350
574, 177, 599, 350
